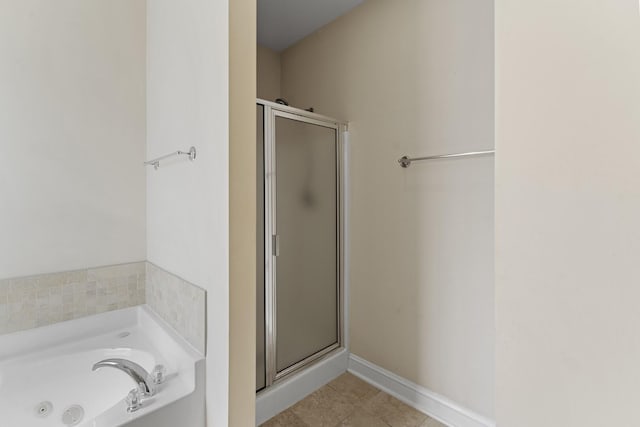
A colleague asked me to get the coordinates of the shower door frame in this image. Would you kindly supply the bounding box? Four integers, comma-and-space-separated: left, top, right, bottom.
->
259, 99, 346, 388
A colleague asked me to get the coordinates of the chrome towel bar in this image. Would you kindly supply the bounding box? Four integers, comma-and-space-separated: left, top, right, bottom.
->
398, 149, 494, 168
145, 146, 197, 170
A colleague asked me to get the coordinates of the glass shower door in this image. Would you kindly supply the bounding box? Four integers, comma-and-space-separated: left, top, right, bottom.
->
272, 112, 340, 377
258, 102, 342, 390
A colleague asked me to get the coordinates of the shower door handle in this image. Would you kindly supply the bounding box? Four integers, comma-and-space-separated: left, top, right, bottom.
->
272, 234, 280, 257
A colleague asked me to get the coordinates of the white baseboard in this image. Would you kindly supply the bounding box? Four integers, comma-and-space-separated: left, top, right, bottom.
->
348, 354, 495, 427
255, 348, 349, 425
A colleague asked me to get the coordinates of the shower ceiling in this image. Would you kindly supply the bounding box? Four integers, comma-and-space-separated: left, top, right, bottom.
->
257, 0, 364, 52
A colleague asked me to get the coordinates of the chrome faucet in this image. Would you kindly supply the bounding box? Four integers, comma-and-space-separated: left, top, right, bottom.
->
92, 358, 165, 412
92, 358, 156, 396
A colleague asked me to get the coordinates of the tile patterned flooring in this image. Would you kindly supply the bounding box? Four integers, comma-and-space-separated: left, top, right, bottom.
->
260, 373, 447, 427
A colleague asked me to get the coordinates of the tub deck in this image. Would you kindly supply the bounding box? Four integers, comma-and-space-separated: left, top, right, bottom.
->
0, 305, 204, 427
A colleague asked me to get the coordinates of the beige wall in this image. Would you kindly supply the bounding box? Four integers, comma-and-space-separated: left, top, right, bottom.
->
229, 0, 256, 425
496, 1, 640, 426
0, 0, 146, 279
281, 0, 494, 418
257, 44, 281, 101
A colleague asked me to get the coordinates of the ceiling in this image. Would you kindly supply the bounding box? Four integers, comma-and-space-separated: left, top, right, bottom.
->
257, 0, 364, 52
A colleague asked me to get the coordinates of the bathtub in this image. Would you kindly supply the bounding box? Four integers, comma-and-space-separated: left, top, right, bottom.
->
0, 306, 205, 427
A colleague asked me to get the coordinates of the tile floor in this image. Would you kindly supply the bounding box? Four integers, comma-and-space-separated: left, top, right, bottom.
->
260, 373, 447, 427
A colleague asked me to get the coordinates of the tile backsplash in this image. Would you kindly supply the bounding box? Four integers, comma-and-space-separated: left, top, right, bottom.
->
0, 261, 206, 355
0, 262, 146, 335
145, 262, 206, 354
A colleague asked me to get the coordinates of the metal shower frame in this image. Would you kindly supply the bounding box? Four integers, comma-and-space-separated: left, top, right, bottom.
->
257, 98, 347, 388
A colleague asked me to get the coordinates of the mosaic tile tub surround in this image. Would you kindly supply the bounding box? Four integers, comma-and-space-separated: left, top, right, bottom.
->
145, 262, 206, 354
0, 261, 206, 355
0, 262, 146, 335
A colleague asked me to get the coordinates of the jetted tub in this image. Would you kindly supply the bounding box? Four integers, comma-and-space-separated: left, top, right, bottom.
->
0, 306, 204, 427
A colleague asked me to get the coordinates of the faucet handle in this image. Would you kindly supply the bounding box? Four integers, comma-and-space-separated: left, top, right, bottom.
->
151, 365, 166, 384
125, 388, 142, 413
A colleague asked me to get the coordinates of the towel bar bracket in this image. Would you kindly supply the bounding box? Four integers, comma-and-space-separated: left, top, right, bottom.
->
145, 146, 197, 170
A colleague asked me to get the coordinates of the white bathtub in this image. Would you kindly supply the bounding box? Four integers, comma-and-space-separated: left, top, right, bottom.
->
0, 306, 205, 427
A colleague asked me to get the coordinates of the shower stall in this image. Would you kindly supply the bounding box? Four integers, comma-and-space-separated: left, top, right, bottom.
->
256, 99, 346, 391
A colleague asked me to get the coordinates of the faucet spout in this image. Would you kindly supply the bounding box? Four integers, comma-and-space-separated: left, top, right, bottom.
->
92, 358, 155, 396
